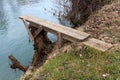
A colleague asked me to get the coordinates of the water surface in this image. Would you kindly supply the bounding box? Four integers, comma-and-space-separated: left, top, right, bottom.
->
0, 0, 71, 80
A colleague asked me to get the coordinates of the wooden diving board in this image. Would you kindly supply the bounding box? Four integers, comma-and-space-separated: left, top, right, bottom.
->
19, 15, 90, 42
83, 38, 113, 51
19, 15, 113, 51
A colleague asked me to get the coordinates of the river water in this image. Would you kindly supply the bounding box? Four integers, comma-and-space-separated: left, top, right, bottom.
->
0, 0, 71, 80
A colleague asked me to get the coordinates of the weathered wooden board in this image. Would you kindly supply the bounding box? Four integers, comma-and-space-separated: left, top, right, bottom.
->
22, 19, 34, 41
83, 38, 113, 51
19, 15, 90, 41
19, 15, 113, 52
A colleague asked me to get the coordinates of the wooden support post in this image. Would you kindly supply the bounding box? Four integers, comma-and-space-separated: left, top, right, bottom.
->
34, 27, 43, 39
57, 32, 62, 49
22, 19, 34, 41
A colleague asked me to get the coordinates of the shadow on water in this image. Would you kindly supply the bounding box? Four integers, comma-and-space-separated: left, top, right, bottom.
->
45, 0, 72, 27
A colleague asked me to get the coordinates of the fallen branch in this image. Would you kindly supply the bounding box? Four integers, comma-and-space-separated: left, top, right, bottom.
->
8, 55, 28, 72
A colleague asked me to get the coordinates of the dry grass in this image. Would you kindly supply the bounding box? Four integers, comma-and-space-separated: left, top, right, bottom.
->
83, 0, 120, 45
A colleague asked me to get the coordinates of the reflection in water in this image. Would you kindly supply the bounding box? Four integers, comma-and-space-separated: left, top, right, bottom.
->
0, 0, 19, 35
0, 0, 71, 80
0, 0, 8, 35
51, 0, 72, 26
7, 0, 20, 17
18, 0, 40, 5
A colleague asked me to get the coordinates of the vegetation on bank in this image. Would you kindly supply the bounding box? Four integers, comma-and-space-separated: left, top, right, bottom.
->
23, 47, 120, 80
65, 0, 116, 26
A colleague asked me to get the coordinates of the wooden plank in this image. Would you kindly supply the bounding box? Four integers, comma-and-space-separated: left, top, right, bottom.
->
57, 32, 62, 49
22, 19, 34, 41
19, 15, 90, 41
83, 38, 113, 52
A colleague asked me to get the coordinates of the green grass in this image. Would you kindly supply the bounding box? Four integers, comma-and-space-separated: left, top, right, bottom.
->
35, 47, 120, 80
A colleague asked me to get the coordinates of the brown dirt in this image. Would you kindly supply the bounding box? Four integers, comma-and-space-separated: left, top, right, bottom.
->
29, 24, 53, 67
80, 0, 120, 50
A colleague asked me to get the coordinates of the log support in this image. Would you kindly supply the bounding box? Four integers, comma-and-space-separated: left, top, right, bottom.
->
22, 19, 34, 41
57, 32, 62, 49
8, 55, 28, 72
